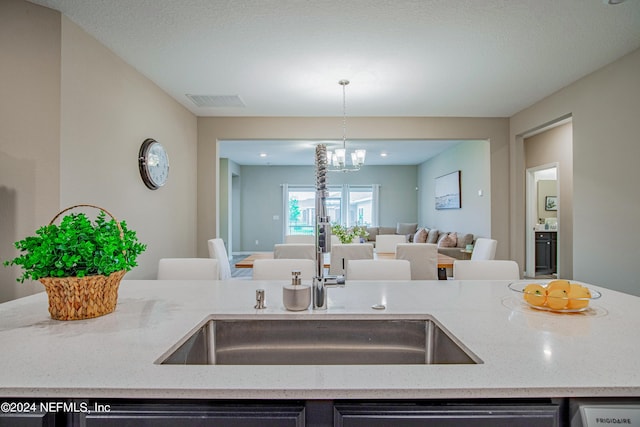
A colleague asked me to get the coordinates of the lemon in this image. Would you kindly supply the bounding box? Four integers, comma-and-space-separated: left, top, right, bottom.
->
547, 279, 570, 293
523, 284, 547, 307
547, 288, 569, 310
567, 284, 591, 309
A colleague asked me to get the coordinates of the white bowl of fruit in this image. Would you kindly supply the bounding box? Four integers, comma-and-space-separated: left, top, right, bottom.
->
508, 280, 601, 312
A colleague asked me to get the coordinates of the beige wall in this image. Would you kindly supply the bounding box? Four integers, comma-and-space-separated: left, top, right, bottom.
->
525, 123, 573, 278
197, 117, 510, 259
511, 48, 640, 296
0, 0, 61, 302
1, 1, 198, 303
60, 18, 198, 280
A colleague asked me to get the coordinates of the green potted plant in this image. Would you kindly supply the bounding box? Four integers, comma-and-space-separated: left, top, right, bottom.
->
3, 204, 146, 320
331, 223, 369, 244
331, 223, 352, 244
352, 225, 370, 243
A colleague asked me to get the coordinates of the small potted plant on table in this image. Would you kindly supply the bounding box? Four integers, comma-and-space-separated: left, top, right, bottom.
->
331, 223, 369, 244
4, 204, 146, 320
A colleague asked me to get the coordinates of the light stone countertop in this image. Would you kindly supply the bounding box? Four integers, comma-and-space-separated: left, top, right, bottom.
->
1, 279, 639, 400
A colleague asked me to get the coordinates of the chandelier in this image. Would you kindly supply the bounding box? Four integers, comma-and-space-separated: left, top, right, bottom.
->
327, 79, 366, 172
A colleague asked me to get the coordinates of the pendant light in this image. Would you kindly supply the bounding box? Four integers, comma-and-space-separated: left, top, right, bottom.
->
327, 79, 365, 172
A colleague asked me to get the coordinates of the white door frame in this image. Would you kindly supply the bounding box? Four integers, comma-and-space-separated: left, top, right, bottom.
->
525, 163, 559, 277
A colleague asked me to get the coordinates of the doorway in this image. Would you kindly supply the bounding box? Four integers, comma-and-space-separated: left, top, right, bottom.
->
525, 164, 558, 278
522, 118, 573, 280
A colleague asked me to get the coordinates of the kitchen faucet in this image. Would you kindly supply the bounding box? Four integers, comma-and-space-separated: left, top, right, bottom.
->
313, 144, 345, 309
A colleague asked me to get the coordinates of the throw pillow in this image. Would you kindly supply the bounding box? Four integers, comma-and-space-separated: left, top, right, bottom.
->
438, 232, 458, 248
456, 233, 474, 248
413, 228, 428, 243
426, 229, 439, 244
396, 223, 418, 235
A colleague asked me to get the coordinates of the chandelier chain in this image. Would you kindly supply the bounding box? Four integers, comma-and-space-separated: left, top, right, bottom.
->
342, 80, 348, 149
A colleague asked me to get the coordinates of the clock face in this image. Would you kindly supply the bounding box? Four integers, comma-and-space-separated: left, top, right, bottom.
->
139, 138, 169, 190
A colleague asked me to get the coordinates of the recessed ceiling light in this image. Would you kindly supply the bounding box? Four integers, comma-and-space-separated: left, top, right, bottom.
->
380, 152, 388, 157
259, 153, 267, 158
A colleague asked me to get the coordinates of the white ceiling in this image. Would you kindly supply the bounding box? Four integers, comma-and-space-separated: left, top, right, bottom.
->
27, 0, 640, 165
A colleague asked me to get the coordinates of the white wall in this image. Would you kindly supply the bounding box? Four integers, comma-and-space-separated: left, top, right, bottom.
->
511, 48, 640, 296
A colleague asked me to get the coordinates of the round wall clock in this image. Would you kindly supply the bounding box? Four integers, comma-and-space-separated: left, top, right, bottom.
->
138, 138, 169, 190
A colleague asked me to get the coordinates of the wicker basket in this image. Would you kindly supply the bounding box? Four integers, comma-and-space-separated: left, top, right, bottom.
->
39, 270, 125, 320
38, 204, 126, 321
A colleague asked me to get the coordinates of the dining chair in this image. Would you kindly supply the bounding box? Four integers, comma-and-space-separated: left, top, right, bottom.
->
273, 243, 316, 260
452, 260, 520, 280
252, 259, 315, 280
329, 243, 374, 276
470, 238, 498, 260
346, 259, 411, 281
375, 234, 407, 253
395, 243, 438, 280
157, 258, 219, 280
284, 235, 315, 244
207, 238, 232, 280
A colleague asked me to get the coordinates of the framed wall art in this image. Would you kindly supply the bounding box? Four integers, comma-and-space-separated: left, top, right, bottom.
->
545, 196, 557, 211
435, 170, 461, 210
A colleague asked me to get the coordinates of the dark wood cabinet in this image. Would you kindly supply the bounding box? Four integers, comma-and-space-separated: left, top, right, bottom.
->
0, 413, 56, 427
1, 398, 569, 427
335, 401, 562, 427
77, 400, 305, 427
535, 232, 557, 275
550, 232, 557, 274
0, 400, 57, 427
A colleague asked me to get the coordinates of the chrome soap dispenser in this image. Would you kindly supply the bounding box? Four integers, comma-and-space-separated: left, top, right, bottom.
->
283, 270, 311, 311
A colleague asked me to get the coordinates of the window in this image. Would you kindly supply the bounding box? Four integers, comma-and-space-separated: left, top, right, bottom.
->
347, 186, 375, 227
284, 184, 379, 236
286, 188, 315, 236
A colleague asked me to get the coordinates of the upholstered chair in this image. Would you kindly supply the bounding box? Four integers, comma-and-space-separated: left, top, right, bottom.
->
375, 234, 407, 253
395, 243, 438, 280
470, 238, 497, 260
329, 243, 374, 276
284, 235, 315, 244
207, 238, 232, 280
273, 243, 315, 260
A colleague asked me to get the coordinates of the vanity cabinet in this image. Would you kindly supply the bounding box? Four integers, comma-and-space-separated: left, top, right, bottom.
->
535, 232, 557, 275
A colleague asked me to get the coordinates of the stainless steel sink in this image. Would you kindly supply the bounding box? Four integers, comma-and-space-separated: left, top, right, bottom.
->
158, 316, 481, 365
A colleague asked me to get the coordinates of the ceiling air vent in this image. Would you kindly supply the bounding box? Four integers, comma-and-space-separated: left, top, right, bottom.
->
185, 94, 245, 108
